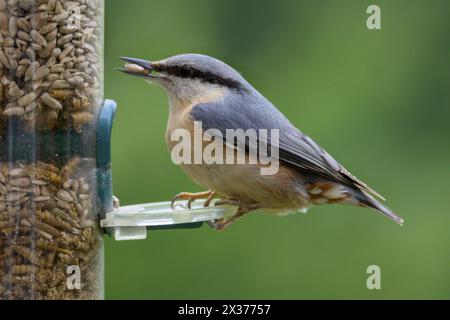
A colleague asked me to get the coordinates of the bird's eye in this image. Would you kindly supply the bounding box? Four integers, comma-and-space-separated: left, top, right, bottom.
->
177, 67, 193, 78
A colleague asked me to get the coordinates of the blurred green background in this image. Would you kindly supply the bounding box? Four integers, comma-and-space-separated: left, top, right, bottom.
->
104, 0, 450, 299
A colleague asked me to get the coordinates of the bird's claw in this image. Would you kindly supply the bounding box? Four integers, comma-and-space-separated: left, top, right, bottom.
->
171, 190, 216, 210
207, 218, 230, 231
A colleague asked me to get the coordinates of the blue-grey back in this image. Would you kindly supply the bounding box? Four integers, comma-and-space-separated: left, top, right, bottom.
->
191, 88, 380, 197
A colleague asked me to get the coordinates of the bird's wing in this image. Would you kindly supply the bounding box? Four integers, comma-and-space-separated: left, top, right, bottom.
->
190, 91, 384, 200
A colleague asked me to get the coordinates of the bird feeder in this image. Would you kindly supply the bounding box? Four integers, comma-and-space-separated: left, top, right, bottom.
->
0, 0, 235, 300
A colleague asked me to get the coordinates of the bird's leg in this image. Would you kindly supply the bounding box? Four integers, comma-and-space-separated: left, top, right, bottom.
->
207, 200, 260, 231
203, 191, 218, 207
171, 190, 216, 209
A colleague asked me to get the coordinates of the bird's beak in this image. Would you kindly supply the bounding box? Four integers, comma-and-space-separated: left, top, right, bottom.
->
116, 57, 165, 80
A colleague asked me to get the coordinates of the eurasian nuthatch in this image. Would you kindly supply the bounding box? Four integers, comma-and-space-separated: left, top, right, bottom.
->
118, 54, 403, 230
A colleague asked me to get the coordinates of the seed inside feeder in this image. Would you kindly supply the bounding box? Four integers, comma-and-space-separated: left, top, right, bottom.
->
0, 0, 103, 133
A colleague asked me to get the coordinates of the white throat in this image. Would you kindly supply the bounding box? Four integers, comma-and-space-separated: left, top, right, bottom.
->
165, 77, 226, 110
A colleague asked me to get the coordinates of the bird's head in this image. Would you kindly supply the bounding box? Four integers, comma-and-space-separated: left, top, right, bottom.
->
118, 54, 250, 105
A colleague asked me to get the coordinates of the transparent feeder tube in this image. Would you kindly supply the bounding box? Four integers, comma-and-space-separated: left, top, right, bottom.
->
0, 0, 104, 300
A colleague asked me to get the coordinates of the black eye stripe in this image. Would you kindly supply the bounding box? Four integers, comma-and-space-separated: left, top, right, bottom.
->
154, 65, 242, 89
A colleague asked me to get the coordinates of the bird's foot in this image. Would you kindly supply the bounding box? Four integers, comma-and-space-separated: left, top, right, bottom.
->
171, 190, 216, 209
207, 218, 233, 231
207, 200, 260, 231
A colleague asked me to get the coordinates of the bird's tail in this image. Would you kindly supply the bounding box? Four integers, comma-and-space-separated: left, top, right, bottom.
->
356, 192, 404, 226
